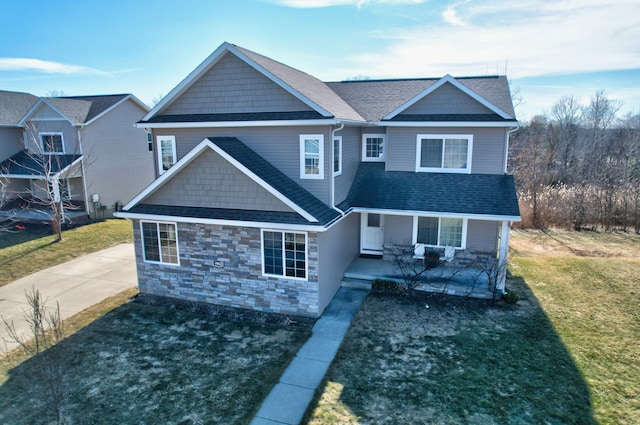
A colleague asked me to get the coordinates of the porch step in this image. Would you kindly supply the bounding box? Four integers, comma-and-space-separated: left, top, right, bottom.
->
341, 277, 373, 290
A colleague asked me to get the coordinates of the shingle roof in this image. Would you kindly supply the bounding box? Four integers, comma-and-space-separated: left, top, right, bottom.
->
47, 94, 129, 124
326, 76, 515, 121
145, 111, 325, 124
0, 150, 81, 176
233, 45, 365, 122
339, 162, 520, 218
127, 204, 312, 225
209, 137, 341, 225
0, 90, 39, 126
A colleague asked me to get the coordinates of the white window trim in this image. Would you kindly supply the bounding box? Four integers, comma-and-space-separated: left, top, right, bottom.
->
261, 229, 308, 281
412, 215, 467, 249
299, 134, 324, 180
362, 134, 386, 162
140, 220, 180, 266
39, 132, 65, 154
415, 134, 473, 174
333, 136, 342, 176
157, 135, 177, 175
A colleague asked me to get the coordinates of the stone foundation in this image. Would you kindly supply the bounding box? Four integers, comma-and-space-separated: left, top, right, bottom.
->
132, 220, 321, 317
382, 243, 496, 269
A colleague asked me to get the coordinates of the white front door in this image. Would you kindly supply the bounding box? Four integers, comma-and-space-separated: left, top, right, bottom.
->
361, 213, 384, 254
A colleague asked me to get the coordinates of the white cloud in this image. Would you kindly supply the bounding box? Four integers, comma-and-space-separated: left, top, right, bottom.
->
442, 6, 465, 26
269, 0, 425, 8
344, 0, 640, 79
0, 58, 108, 75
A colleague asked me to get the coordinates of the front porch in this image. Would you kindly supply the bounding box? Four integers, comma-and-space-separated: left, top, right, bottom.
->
342, 256, 498, 299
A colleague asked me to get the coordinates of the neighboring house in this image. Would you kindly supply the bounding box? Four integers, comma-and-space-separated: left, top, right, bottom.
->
0, 90, 155, 222
117, 42, 521, 318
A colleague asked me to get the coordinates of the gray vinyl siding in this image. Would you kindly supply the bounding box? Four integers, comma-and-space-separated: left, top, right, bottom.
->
24, 116, 80, 155
466, 220, 499, 254
386, 126, 507, 174
163, 52, 313, 115
334, 126, 360, 205
80, 99, 154, 214
0, 127, 22, 160
154, 126, 332, 205
318, 213, 359, 312
383, 214, 413, 244
145, 148, 294, 212
403, 82, 494, 115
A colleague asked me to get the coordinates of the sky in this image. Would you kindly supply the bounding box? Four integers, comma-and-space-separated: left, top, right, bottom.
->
1, 0, 638, 121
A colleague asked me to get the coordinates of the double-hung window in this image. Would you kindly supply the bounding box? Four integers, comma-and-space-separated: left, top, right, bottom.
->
333, 136, 342, 176
141, 221, 179, 265
414, 216, 465, 248
362, 134, 385, 161
157, 136, 176, 174
416, 134, 472, 173
40, 133, 64, 154
262, 230, 307, 279
300, 135, 324, 179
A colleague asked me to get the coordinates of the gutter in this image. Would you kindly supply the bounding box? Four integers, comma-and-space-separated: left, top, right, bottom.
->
330, 122, 345, 217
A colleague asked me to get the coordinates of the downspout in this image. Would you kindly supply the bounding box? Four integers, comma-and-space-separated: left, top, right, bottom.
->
331, 122, 345, 217
504, 125, 519, 174
77, 125, 91, 217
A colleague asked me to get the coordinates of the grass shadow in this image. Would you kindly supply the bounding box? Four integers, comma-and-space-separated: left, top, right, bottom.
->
0, 223, 53, 250
304, 274, 596, 424
0, 300, 311, 425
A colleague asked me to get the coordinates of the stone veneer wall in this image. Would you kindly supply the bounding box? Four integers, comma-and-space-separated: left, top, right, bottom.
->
382, 243, 495, 269
132, 220, 321, 317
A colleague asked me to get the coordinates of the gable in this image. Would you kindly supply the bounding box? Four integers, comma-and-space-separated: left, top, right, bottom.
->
30, 102, 67, 121
163, 52, 313, 116
143, 148, 295, 212
402, 82, 494, 116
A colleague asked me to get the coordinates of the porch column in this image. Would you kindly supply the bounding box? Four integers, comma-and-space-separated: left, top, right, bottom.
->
496, 220, 511, 293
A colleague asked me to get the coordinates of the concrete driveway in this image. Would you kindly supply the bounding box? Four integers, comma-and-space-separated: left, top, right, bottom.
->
0, 243, 137, 352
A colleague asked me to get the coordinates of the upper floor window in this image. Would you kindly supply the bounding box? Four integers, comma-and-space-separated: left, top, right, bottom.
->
414, 216, 466, 248
40, 133, 64, 154
416, 134, 473, 173
157, 136, 176, 174
141, 221, 179, 265
333, 136, 342, 176
362, 134, 385, 162
300, 135, 324, 179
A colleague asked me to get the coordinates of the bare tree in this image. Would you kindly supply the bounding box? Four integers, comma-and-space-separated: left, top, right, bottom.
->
0, 122, 85, 241
1, 288, 68, 424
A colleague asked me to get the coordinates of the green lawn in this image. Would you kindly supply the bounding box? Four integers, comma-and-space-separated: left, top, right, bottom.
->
0, 219, 133, 287
305, 230, 639, 424
0, 300, 311, 424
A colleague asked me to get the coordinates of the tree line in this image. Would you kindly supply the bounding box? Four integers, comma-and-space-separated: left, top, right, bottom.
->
509, 90, 640, 232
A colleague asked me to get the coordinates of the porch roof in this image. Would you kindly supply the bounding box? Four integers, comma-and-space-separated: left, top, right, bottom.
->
339, 162, 520, 219
0, 151, 82, 177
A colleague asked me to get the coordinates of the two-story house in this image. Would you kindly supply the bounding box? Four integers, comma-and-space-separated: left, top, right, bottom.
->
117, 42, 520, 318
0, 90, 155, 223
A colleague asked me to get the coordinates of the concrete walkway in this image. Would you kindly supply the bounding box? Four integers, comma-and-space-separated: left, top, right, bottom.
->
0, 243, 137, 352
251, 286, 370, 425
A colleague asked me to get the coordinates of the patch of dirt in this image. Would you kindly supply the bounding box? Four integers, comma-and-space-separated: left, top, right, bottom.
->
134, 293, 317, 328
